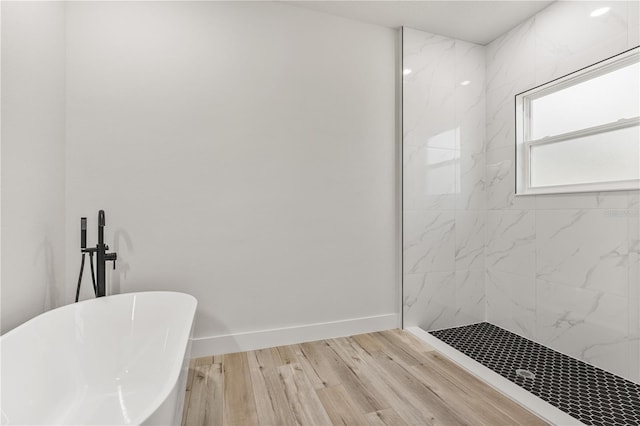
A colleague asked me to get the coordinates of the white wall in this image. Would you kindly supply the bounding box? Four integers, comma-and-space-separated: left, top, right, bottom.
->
64, 1, 398, 354
0, 1, 67, 333
402, 28, 486, 330
484, 0, 640, 383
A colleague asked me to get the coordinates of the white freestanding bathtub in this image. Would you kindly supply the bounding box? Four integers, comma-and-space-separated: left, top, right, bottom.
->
0, 291, 197, 425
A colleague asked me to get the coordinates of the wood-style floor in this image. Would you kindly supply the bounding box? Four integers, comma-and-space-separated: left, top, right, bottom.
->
182, 329, 547, 426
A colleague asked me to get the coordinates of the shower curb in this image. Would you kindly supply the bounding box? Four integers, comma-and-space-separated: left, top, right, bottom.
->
406, 326, 584, 426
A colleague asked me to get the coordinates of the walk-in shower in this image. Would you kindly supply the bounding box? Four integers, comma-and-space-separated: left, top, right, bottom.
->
402, 2, 640, 423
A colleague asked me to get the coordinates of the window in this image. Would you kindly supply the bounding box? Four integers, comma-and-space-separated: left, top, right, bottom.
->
515, 47, 640, 195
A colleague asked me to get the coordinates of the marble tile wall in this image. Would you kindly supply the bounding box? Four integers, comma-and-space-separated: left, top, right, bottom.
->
402, 28, 486, 331
404, 1, 639, 384
484, 1, 640, 383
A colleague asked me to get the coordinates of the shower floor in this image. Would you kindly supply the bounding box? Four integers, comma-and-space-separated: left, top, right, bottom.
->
429, 322, 640, 426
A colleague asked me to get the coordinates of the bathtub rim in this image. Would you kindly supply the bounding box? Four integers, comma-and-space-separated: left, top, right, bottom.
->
0, 290, 197, 338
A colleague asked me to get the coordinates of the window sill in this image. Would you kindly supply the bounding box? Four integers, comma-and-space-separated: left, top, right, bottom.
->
515, 181, 640, 196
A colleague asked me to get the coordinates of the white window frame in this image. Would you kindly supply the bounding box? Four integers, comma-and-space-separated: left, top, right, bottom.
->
515, 46, 640, 196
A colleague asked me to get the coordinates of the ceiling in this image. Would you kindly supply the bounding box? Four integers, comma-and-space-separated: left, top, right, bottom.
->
286, 1, 554, 45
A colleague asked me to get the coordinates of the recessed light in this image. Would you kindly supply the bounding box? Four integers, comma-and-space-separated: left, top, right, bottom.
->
403, 69, 412, 75
590, 7, 610, 17
460, 80, 471, 86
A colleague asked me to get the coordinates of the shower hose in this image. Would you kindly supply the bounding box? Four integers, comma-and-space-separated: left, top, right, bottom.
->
75, 251, 98, 303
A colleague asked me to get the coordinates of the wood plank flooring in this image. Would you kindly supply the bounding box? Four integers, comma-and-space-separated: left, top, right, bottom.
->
182, 329, 548, 426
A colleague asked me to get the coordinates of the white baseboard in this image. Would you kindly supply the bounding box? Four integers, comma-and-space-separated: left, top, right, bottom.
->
191, 313, 400, 358
406, 327, 583, 426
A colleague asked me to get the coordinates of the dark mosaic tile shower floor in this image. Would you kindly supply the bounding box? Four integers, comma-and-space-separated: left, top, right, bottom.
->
429, 322, 640, 426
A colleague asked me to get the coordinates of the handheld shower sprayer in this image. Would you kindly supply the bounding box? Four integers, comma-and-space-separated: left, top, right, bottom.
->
81, 217, 87, 249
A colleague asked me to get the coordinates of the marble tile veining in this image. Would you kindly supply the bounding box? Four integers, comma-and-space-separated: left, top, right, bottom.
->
536, 209, 628, 296
403, 27, 487, 333
403, 271, 456, 330
536, 279, 631, 380
456, 151, 486, 211
486, 17, 536, 93
455, 40, 486, 156
486, 210, 536, 276
534, 0, 628, 75
455, 210, 485, 270
403, 142, 457, 212
535, 191, 629, 210
454, 269, 485, 326
486, 146, 536, 210
486, 268, 536, 338
486, 82, 517, 153
403, 30, 455, 149
403, 210, 455, 274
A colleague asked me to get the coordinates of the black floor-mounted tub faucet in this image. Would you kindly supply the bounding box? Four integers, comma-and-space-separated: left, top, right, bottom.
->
75, 210, 117, 301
